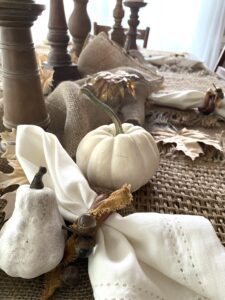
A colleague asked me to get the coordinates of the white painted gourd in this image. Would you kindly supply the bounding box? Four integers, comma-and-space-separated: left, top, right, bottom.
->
76, 88, 160, 192
0, 167, 66, 279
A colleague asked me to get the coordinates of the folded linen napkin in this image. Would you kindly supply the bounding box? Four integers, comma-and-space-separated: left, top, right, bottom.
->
15, 125, 225, 300
146, 55, 204, 68
149, 90, 225, 119
142, 51, 206, 71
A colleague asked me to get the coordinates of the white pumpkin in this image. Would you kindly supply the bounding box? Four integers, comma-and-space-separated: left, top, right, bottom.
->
76, 122, 159, 192
77, 87, 160, 192
0, 167, 66, 279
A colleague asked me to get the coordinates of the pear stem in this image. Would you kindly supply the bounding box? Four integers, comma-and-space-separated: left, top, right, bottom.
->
80, 87, 124, 135
30, 166, 47, 189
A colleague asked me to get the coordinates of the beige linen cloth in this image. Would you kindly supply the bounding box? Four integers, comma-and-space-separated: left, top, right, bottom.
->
14, 125, 225, 300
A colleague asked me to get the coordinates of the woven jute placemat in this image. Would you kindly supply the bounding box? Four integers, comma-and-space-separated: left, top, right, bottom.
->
0, 259, 93, 300
134, 157, 225, 246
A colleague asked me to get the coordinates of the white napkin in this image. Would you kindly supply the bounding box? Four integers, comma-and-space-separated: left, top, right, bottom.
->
145, 54, 206, 70
149, 90, 225, 119
16, 125, 225, 300
16, 125, 96, 222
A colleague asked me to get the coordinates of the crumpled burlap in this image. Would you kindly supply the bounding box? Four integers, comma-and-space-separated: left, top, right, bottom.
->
46, 66, 163, 159
77, 32, 163, 89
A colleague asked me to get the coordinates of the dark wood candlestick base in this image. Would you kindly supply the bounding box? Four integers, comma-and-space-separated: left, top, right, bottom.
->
124, 1, 147, 50
51, 65, 81, 89
0, 0, 50, 129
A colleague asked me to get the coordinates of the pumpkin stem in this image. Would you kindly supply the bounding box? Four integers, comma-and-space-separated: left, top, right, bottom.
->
80, 87, 124, 135
30, 166, 47, 189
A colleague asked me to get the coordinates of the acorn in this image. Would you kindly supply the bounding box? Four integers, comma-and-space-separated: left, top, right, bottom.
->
75, 235, 96, 258
76, 213, 97, 236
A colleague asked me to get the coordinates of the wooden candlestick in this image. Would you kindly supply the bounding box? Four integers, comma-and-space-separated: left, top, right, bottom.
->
0, 0, 50, 129
111, 0, 126, 47
47, 0, 80, 87
48, 0, 72, 66
124, 1, 147, 50
68, 0, 91, 57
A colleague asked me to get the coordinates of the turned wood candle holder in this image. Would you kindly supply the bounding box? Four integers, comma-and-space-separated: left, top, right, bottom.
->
124, 1, 147, 50
47, 0, 80, 87
0, 0, 50, 129
68, 0, 91, 58
111, 0, 126, 47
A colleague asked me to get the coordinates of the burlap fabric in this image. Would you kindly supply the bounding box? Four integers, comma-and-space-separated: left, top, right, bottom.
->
77, 32, 163, 90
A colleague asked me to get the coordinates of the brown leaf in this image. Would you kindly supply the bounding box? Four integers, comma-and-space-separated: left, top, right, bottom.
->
63, 235, 78, 265
152, 127, 223, 160
0, 160, 28, 189
1, 190, 17, 221
0, 130, 28, 189
42, 266, 62, 300
0, 130, 28, 224
42, 234, 78, 300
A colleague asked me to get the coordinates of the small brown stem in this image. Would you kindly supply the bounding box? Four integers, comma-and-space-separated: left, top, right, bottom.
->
80, 87, 124, 135
30, 167, 47, 189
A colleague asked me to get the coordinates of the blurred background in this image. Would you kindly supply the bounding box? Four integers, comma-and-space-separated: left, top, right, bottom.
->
33, 0, 225, 70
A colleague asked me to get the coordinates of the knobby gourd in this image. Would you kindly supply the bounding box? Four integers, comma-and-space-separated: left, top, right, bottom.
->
0, 167, 66, 279
76, 88, 160, 192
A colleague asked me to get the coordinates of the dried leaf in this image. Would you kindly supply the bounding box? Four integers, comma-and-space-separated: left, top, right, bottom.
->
0, 160, 28, 189
40, 69, 53, 95
1, 190, 17, 221
90, 184, 133, 221
0, 130, 28, 189
152, 127, 223, 160
0, 129, 16, 160
0, 211, 5, 230
0, 130, 28, 225
42, 234, 78, 300
85, 70, 140, 102
63, 235, 78, 265
42, 266, 62, 300
0, 129, 16, 142
36, 52, 53, 95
